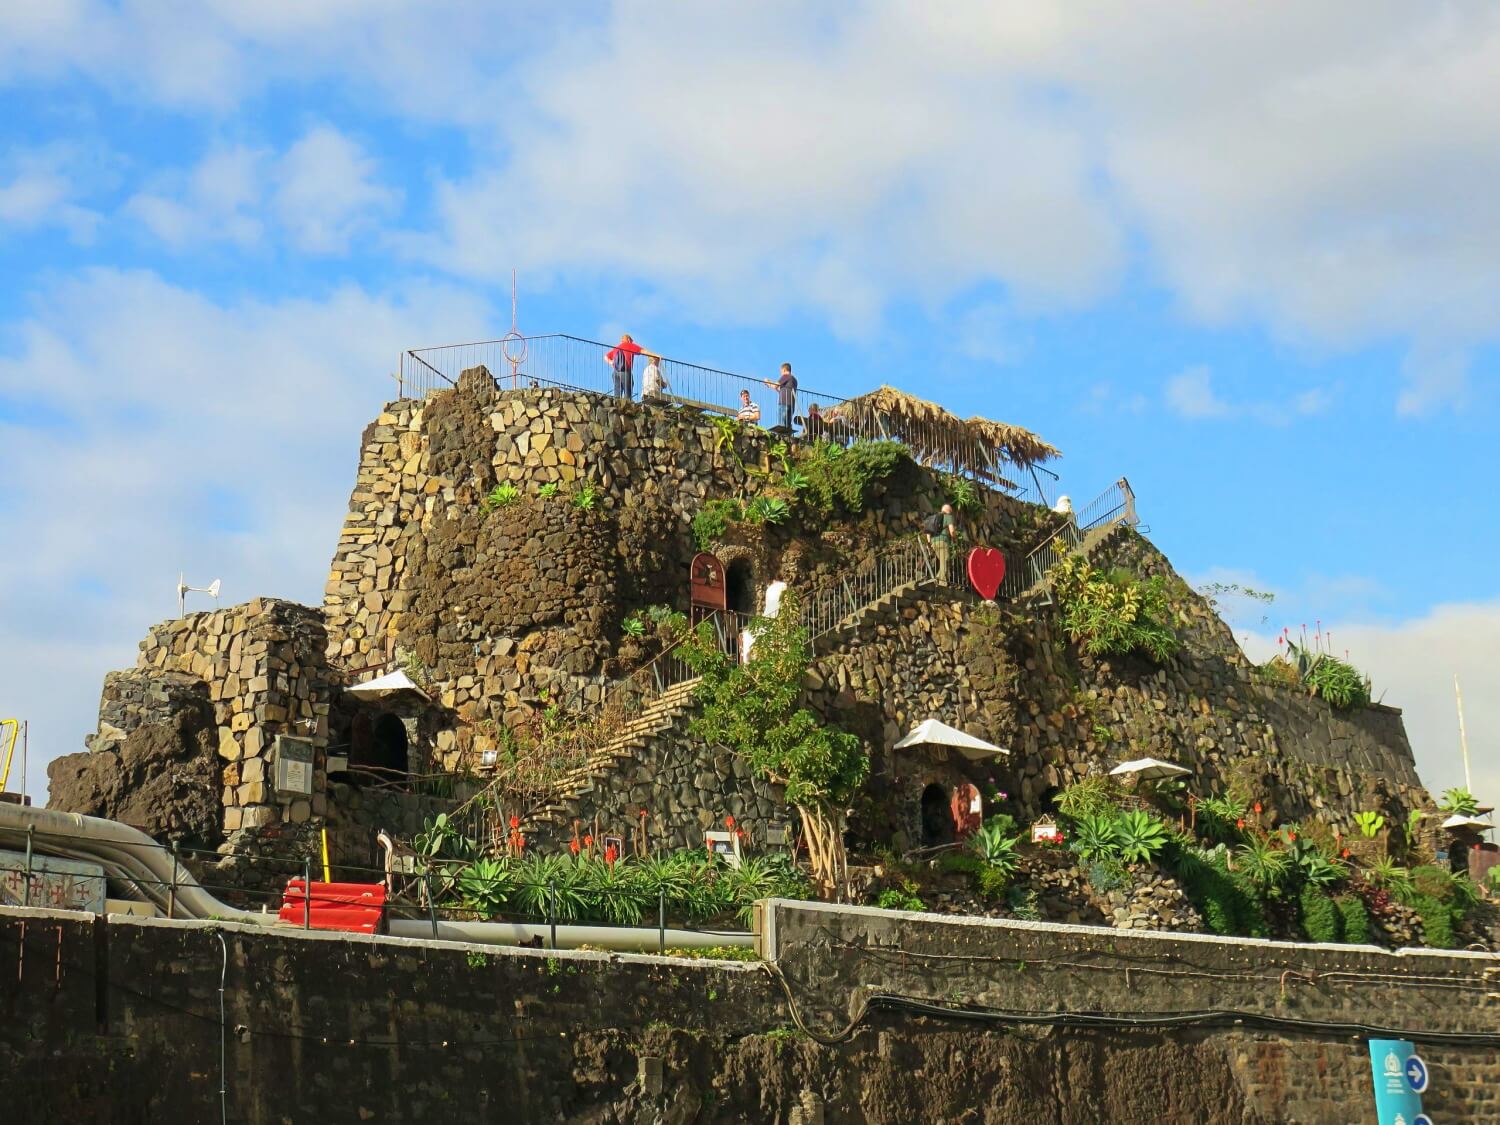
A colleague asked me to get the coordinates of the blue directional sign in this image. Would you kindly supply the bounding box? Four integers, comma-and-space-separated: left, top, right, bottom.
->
1413, 1115, 1434, 1125
1404, 1054, 1429, 1095
1368, 1039, 1427, 1125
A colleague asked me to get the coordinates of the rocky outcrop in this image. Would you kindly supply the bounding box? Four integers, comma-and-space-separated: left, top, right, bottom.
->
47, 669, 221, 845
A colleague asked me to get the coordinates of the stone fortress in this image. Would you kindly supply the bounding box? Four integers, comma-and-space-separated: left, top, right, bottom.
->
48, 351, 1435, 892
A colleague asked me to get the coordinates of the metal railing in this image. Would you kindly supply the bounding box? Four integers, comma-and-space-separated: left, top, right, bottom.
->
396, 333, 1061, 506
799, 535, 941, 640
997, 477, 1138, 601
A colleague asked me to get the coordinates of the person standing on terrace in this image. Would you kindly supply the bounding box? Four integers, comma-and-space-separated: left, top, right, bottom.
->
735, 389, 761, 424
764, 362, 797, 433
641, 354, 669, 402
606, 333, 644, 400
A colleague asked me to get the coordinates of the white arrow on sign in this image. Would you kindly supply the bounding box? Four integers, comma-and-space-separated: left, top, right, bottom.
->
1405, 1054, 1430, 1094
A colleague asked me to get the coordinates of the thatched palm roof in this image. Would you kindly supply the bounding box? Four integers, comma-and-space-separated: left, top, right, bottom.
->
963, 416, 1062, 468
834, 385, 1060, 482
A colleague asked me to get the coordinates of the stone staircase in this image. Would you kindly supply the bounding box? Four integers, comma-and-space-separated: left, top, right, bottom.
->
522, 677, 702, 832
811, 578, 937, 653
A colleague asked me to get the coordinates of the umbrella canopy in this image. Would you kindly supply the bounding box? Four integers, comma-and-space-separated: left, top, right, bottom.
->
1109, 757, 1192, 781
893, 718, 1010, 761
1440, 814, 1494, 831
346, 669, 430, 702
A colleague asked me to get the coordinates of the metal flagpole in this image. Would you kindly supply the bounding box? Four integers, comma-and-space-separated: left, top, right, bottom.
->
1455, 675, 1472, 792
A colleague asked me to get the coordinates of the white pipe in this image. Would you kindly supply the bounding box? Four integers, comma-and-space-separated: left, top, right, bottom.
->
0, 804, 753, 951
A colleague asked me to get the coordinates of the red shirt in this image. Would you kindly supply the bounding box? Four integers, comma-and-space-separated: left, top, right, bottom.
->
606, 340, 643, 371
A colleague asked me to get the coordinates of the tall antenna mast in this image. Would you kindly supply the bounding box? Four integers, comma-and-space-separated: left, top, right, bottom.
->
1455, 674, 1472, 792
502, 268, 528, 389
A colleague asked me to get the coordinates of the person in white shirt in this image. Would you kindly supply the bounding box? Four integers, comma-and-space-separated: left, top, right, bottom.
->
641, 354, 669, 401
735, 389, 761, 424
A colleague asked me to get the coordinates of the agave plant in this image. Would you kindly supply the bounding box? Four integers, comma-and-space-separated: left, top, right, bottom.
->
1439, 787, 1480, 816
969, 824, 1022, 878
1068, 813, 1124, 862
1116, 810, 1170, 863
456, 857, 514, 918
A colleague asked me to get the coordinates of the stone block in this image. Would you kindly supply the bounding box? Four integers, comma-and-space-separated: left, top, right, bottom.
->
218, 729, 242, 761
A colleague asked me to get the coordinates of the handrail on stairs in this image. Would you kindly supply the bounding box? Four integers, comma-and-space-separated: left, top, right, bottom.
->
998, 477, 1139, 601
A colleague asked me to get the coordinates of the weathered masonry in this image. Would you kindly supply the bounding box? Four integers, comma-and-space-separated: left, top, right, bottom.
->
4, 902, 1498, 1123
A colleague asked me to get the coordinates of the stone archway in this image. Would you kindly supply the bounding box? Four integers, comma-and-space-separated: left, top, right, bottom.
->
920, 782, 955, 847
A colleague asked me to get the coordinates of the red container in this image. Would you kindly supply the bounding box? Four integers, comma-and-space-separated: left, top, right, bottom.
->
279, 878, 386, 934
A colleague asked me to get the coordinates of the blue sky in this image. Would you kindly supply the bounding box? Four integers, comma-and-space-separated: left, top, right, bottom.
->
1, 2, 1496, 808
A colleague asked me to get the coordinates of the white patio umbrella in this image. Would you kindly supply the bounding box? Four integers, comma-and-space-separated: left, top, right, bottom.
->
1440, 814, 1494, 831
893, 719, 1010, 761
1109, 757, 1192, 781
346, 669, 430, 702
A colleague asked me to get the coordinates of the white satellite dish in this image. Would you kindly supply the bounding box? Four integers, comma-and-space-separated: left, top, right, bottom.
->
177, 573, 222, 616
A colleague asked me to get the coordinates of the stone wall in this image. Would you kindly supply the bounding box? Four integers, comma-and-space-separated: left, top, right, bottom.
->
6, 903, 1499, 1123
320, 371, 1050, 778
807, 527, 1430, 845
762, 898, 1500, 1124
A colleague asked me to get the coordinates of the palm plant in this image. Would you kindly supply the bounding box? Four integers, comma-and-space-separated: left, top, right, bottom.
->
1235, 836, 1291, 896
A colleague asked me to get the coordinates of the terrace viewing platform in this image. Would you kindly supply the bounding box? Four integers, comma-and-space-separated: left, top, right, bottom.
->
396, 333, 1063, 507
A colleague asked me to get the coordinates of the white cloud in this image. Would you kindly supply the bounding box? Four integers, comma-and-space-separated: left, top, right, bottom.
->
0, 268, 492, 799
1164, 366, 1231, 420
124, 127, 397, 254
5, 3, 1500, 396
273, 126, 400, 253
0, 146, 102, 241
1240, 602, 1500, 814
125, 144, 266, 248
1163, 365, 1334, 424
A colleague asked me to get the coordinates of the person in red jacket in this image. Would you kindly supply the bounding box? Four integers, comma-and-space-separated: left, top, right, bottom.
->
605, 333, 644, 400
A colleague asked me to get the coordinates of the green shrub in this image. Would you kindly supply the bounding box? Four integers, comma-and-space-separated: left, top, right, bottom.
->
1172, 846, 1268, 937
1335, 894, 1370, 944
976, 865, 1012, 900
1235, 837, 1292, 897
1049, 556, 1180, 662
570, 481, 599, 511
876, 881, 926, 912
1412, 893, 1455, 949
1304, 656, 1368, 709
1086, 857, 1128, 894
1005, 885, 1040, 920
941, 472, 983, 514
537, 481, 560, 499
1116, 810, 1169, 863
692, 499, 743, 549
1299, 884, 1340, 942
938, 852, 984, 877
794, 439, 910, 514
1054, 776, 1120, 820
483, 482, 520, 510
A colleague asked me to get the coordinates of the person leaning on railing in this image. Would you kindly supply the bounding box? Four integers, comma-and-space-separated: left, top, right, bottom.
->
763, 362, 797, 432
605, 333, 644, 400
735, 389, 761, 424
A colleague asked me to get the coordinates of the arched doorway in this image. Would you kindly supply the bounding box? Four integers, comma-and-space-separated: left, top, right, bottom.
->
725, 558, 755, 617
370, 714, 409, 777
920, 783, 955, 847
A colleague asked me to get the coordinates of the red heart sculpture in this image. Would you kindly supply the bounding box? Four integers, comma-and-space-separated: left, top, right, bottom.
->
967, 547, 1006, 600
